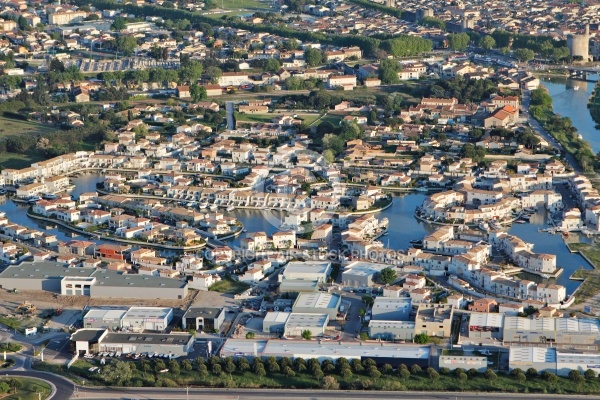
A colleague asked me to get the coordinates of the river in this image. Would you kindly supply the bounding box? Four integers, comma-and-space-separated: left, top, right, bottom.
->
541, 75, 600, 152
0, 175, 589, 295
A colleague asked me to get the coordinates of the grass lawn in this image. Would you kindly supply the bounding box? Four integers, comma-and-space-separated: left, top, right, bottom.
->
0, 117, 57, 139
1, 377, 52, 400
319, 114, 343, 126
0, 343, 22, 353
0, 151, 46, 170
209, 276, 250, 294
297, 114, 321, 126
566, 243, 600, 304
220, 0, 273, 11
236, 113, 274, 124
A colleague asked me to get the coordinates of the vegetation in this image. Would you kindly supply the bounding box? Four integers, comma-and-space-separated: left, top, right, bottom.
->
380, 267, 397, 285
0, 378, 51, 400
567, 243, 600, 304
588, 81, 600, 126
34, 357, 600, 395
209, 276, 250, 295
0, 343, 22, 353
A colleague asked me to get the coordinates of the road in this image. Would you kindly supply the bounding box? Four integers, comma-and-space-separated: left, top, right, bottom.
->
522, 90, 582, 173
72, 387, 600, 399
226, 101, 235, 130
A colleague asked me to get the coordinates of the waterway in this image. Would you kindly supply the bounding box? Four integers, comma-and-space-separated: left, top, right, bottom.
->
0, 174, 590, 295
542, 75, 600, 152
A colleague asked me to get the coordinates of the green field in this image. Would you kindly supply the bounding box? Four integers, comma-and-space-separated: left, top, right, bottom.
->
318, 114, 343, 126
0, 117, 57, 139
219, 0, 273, 11
209, 276, 250, 294
236, 113, 274, 124
0, 377, 52, 400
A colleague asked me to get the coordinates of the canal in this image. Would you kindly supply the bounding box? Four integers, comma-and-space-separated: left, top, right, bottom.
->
0, 174, 590, 295
542, 75, 600, 152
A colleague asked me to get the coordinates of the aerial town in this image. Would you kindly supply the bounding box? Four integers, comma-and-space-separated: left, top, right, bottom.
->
0, 0, 599, 398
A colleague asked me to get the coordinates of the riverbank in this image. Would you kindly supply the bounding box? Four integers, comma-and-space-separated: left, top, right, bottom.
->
565, 242, 600, 308
588, 80, 600, 125
528, 86, 595, 172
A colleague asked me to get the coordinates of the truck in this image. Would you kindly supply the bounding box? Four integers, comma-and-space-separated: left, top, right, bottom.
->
339, 305, 346, 313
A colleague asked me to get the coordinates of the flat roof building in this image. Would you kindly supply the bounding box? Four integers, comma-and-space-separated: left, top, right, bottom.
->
220, 339, 431, 367
284, 313, 329, 338
414, 304, 454, 338
342, 261, 393, 288
263, 311, 290, 333
121, 307, 173, 332
468, 312, 504, 339
371, 297, 412, 321
181, 307, 225, 333
292, 292, 341, 319
368, 320, 415, 341
99, 332, 193, 356
281, 261, 331, 283
439, 355, 488, 372
83, 308, 128, 330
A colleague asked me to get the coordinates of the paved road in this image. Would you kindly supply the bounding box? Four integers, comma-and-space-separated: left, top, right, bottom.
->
2, 370, 74, 399
73, 387, 600, 399
226, 101, 235, 130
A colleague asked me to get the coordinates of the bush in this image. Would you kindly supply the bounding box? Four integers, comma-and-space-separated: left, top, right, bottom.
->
439, 367, 451, 375
468, 368, 479, 377
411, 364, 422, 374
427, 367, 440, 381
569, 369, 584, 382
399, 368, 411, 380
584, 369, 596, 379
526, 368, 538, 378
485, 369, 497, 381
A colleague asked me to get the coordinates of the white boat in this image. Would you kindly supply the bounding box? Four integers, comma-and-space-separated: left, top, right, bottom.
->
541, 274, 550, 279
242, 229, 247, 233
27, 196, 42, 203
209, 204, 218, 211
479, 222, 489, 231
227, 206, 235, 212
574, 85, 580, 91
42, 193, 58, 200
416, 187, 428, 192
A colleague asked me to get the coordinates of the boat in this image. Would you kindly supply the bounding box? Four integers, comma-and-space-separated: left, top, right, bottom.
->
520, 214, 531, 221
524, 207, 537, 213
574, 85, 580, 91
27, 196, 42, 203
383, 231, 389, 236
479, 222, 490, 231
42, 193, 58, 200
416, 187, 428, 192
227, 206, 235, 212
541, 274, 550, 279
0, 189, 6, 195
209, 204, 218, 211
242, 229, 247, 233
514, 220, 526, 224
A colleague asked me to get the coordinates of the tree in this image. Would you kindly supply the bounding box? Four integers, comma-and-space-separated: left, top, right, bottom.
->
190, 84, 207, 102
7, 379, 22, 394
322, 375, 339, 390
323, 149, 335, 163
237, 357, 250, 372
111, 17, 127, 31
359, 332, 369, 341
224, 358, 236, 377
530, 87, 553, 108
181, 359, 193, 371
245, 332, 255, 339
413, 333, 430, 344
513, 48, 535, 62
378, 59, 401, 85
211, 363, 222, 375
115, 36, 138, 56
17, 16, 29, 31
304, 48, 324, 67
322, 134, 345, 155
427, 367, 440, 381
169, 359, 181, 376
516, 372, 526, 383
525, 367, 538, 378
458, 372, 468, 383
381, 364, 393, 375
585, 369, 597, 379
362, 294, 374, 307
569, 369, 584, 382
264, 58, 281, 73
410, 364, 422, 374
479, 36, 496, 51
313, 367, 324, 381
399, 368, 411, 380
179, 61, 204, 83
380, 267, 397, 285
485, 368, 497, 382
301, 329, 312, 340
103, 361, 134, 386
367, 366, 381, 379
448, 33, 470, 51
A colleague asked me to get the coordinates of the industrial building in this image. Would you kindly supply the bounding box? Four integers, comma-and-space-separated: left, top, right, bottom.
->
371, 297, 412, 321
503, 316, 600, 345
341, 261, 392, 287
71, 328, 194, 357
509, 347, 600, 377
220, 339, 431, 367
292, 292, 341, 319
280, 261, 331, 283
83, 308, 128, 330
181, 307, 225, 332
0, 261, 188, 299
82, 307, 173, 332
284, 313, 329, 337
368, 320, 415, 340
468, 312, 504, 339
439, 355, 488, 372
414, 304, 453, 338
121, 307, 173, 332
263, 311, 290, 333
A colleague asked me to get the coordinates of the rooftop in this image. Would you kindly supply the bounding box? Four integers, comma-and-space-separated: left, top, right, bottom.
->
102, 332, 192, 345
285, 313, 329, 328
123, 307, 173, 320
183, 307, 224, 320
293, 292, 341, 310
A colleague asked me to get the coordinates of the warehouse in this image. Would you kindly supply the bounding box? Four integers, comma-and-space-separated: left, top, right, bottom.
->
263, 311, 290, 333
181, 307, 225, 332
70, 329, 194, 357
83, 308, 128, 330
439, 355, 488, 372
292, 292, 341, 319
556, 351, 600, 377
341, 261, 392, 288
371, 297, 412, 321
0, 262, 188, 300
414, 304, 453, 338
368, 320, 415, 340
283, 313, 329, 337
502, 316, 600, 345
121, 307, 173, 332
98, 332, 194, 356
280, 261, 331, 283
279, 279, 319, 293
468, 312, 504, 339
220, 339, 431, 368
509, 346, 557, 374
